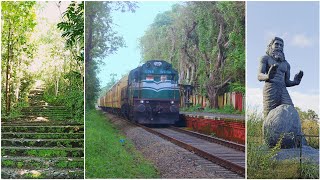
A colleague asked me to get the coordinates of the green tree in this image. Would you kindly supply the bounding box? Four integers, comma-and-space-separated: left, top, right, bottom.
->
98, 73, 118, 98
85, 1, 138, 109
51, 1, 84, 122
139, 2, 245, 108
1, 1, 37, 115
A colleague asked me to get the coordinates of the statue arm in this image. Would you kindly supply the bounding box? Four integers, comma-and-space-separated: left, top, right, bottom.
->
285, 63, 303, 87
258, 56, 278, 82
258, 56, 269, 81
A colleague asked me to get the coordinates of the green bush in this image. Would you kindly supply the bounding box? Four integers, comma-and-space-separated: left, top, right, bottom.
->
181, 104, 243, 115
247, 111, 319, 179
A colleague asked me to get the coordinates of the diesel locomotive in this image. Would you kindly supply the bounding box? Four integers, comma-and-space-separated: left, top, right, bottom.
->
98, 60, 180, 125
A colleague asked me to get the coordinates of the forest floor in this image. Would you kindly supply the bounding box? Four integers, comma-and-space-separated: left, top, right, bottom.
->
1, 86, 84, 179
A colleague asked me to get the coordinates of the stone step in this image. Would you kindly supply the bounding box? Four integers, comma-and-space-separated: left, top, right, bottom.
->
18, 115, 72, 119
28, 102, 45, 105
22, 108, 69, 111
2, 147, 84, 158
1, 125, 84, 133
29, 104, 48, 107
29, 89, 44, 92
2, 156, 84, 169
28, 96, 44, 98
21, 112, 70, 115
29, 92, 44, 95
1, 139, 84, 148
1, 132, 84, 139
1, 167, 83, 179
28, 92, 44, 95
21, 110, 70, 113
19, 117, 72, 121
21, 110, 69, 114
20, 115, 70, 119
1, 121, 83, 126
20, 114, 71, 118
22, 106, 67, 110
28, 95, 44, 98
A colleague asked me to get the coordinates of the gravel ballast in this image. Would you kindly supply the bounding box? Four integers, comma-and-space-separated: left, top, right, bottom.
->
104, 112, 243, 179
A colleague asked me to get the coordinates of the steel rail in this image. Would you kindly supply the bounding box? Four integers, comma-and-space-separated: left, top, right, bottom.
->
135, 123, 245, 177
169, 126, 245, 152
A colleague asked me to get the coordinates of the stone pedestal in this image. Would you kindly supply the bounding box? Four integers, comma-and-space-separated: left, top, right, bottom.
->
263, 104, 307, 148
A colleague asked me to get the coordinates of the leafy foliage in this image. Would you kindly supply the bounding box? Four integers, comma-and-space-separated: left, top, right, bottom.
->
44, 1, 85, 123
57, 2, 84, 63
247, 110, 319, 179
1, 2, 84, 123
98, 73, 118, 98
139, 2, 245, 108
181, 104, 243, 115
296, 107, 319, 148
1, 1, 37, 115
85, 1, 138, 110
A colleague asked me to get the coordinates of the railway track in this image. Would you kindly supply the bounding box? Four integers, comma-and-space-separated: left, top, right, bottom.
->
135, 124, 245, 177
170, 127, 245, 152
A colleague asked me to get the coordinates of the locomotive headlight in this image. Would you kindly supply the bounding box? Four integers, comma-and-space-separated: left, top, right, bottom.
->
170, 101, 174, 104
146, 100, 149, 104
140, 100, 144, 104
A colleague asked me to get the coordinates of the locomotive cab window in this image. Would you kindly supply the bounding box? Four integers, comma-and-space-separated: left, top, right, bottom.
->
167, 75, 173, 80
133, 71, 139, 82
145, 74, 175, 82
146, 75, 154, 81
160, 75, 167, 82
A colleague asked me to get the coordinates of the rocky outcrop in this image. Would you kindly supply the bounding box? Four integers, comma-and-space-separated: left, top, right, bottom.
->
263, 104, 306, 148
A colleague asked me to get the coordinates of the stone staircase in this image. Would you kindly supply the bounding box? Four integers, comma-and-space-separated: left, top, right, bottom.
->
1, 87, 84, 179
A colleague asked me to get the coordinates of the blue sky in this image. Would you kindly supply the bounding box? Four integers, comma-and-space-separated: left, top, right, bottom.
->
97, 1, 178, 87
247, 1, 319, 113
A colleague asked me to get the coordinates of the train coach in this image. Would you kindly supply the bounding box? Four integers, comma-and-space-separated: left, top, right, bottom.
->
98, 60, 180, 125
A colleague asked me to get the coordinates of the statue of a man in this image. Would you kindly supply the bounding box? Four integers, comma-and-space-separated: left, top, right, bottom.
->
258, 37, 303, 116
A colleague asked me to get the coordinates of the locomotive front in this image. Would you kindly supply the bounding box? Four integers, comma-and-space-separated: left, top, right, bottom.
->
127, 60, 180, 124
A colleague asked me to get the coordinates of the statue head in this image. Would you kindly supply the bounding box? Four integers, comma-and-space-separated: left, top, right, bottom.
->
266, 37, 285, 61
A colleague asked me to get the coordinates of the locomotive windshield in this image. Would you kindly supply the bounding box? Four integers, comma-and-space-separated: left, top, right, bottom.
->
126, 60, 179, 100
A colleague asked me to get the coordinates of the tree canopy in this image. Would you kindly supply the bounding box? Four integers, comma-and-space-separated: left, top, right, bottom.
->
85, 1, 138, 109
1, 1, 84, 122
139, 1, 245, 108
1, 1, 37, 115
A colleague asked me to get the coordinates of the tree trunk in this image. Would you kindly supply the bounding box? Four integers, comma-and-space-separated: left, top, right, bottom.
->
14, 79, 20, 103
206, 77, 232, 108
85, 15, 94, 65
215, 23, 225, 69
5, 23, 12, 114
55, 78, 59, 96
168, 27, 176, 63
207, 86, 218, 108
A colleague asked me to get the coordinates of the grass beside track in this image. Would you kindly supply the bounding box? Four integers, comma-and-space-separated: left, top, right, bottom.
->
85, 110, 159, 178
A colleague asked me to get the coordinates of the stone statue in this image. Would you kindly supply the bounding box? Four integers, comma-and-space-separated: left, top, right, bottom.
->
258, 37, 305, 148
258, 37, 303, 116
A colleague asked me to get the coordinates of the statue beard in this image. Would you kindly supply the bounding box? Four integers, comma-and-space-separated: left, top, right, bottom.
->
271, 49, 285, 61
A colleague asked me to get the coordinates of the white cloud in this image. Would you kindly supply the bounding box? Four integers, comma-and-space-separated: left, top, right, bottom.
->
264, 31, 290, 43
246, 87, 263, 114
290, 34, 313, 48
247, 87, 319, 114
289, 90, 319, 113
264, 32, 313, 48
